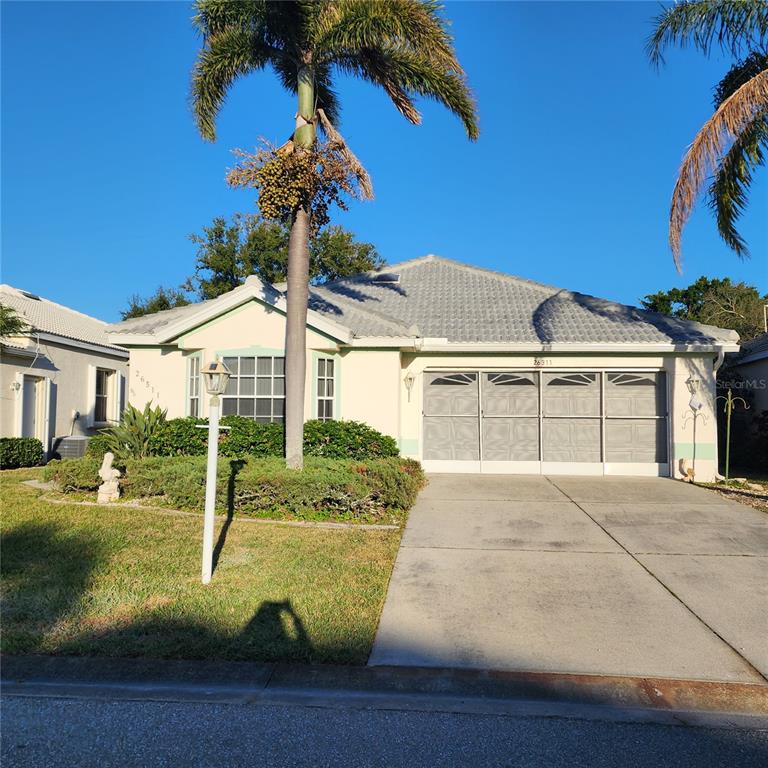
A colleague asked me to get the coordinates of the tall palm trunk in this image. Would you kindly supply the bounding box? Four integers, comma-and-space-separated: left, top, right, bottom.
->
284, 66, 315, 469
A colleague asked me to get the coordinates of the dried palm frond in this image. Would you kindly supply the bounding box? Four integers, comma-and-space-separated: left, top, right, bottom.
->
669, 68, 768, 271
317, 108, 374, 200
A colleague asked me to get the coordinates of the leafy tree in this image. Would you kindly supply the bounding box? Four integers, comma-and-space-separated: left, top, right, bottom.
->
186, 214, 384, 299
0, 303, 29, 338
641, 276, 768, 341
647, 0, 768, 270
121, 286, 191, 320
191, 0, 478, 468
121, 216, 382, 317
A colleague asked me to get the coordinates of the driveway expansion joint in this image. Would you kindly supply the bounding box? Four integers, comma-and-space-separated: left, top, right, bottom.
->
545, 477, 768, 685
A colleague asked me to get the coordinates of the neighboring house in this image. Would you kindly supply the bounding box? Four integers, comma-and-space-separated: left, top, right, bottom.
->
0, 285, 128, 458
729, 331, 768, 414
107, 255, 738, 482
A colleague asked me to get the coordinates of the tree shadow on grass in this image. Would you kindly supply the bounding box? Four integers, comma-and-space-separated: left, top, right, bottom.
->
1, 522, 106, 654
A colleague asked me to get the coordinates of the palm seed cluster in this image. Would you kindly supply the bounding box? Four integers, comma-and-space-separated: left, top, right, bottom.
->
228, 142, 363, 232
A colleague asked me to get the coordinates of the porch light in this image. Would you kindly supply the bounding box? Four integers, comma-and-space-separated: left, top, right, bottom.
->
685, 375, 701, 395
404, 371, 416, 402
202, 360, 232, 396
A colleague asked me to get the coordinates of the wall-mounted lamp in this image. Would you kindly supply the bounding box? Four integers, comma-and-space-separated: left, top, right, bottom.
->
685, 375, 701, 395
404, 371, 416, 402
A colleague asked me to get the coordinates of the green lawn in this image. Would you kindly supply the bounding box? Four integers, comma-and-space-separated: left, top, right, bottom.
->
0, 468, 401, 664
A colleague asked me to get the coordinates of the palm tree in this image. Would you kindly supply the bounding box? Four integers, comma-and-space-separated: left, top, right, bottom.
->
191, 0, 478, 468
647, 0, 768, 271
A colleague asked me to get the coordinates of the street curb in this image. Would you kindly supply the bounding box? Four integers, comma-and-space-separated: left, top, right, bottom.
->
3, 655, 768, 728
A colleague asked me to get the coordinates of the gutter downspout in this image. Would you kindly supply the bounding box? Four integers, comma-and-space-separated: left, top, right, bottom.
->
712, 346, 726, 481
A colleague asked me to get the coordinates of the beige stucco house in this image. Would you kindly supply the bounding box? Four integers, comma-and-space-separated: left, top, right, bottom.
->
730, 332, 768, 415
1, 284, 128, 458
107, 255, 739, 482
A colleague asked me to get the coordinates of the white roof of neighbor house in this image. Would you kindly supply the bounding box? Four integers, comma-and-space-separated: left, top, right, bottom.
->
0, 284, 127, 354
107, 255, 740, 351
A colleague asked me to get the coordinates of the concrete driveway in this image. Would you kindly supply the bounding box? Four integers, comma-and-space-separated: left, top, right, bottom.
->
369, 475, 768, 683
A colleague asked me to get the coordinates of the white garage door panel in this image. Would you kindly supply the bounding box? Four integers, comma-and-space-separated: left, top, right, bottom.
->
482, 417, 539, 461
542, 418, 601, 462
423, 417, 480, 461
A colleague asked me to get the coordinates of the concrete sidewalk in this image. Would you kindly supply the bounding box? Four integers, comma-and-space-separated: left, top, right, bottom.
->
369, 475, 768, 682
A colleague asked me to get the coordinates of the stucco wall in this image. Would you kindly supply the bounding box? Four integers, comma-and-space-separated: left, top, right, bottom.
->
127, 299, 339, 420
0, 338, 128, 448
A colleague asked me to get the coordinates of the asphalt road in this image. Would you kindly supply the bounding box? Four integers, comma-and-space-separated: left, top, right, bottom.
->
3, 696, 767, 768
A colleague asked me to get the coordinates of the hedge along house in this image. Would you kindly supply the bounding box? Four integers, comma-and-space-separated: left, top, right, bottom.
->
106, 256, 739, 482
0, 284, 128, 459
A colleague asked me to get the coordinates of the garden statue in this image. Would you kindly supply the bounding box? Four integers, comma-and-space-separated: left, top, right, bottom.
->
97, 451, 121, 503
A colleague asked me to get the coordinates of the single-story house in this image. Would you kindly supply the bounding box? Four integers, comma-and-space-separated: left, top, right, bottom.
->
729, 331, 768, 415
106, 255, 739, 482
1, 284, 128, 458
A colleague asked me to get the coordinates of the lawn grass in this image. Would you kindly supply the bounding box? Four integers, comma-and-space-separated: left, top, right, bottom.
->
1, 468, 401, 664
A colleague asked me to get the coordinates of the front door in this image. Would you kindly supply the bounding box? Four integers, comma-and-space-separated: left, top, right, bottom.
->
21, 376, 42, 440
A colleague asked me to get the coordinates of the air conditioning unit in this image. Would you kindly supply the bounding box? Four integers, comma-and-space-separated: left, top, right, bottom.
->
51, 436, 90, 459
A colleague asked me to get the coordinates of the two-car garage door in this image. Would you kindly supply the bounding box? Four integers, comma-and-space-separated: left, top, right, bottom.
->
422, 370, 668, 475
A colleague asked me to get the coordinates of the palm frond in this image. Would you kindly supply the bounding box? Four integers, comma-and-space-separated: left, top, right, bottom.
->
336, 46, 478, 140
647, 0, 768, 67
191, 26, 272, 141
192, 0, 265, 40
707, 111, 768, 256
669, 68, 768, 270
713, 51, 768, 106
317, 108, 373, 199
313, 0, 462, 73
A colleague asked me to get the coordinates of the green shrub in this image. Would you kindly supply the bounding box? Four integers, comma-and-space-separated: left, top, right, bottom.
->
220, 417, 283, 457
148, 417, 208, 457
0, 437, 44, 469
85, 432, 112, 459
48, 454, 424, 522
103, 414, 398, 462
96, 402, 167, 460
303, 420, 399, 459
43, 457, 101, 491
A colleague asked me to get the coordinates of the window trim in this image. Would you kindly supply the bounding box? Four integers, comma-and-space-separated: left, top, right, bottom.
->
315, 356, 336, 421
94, 367, 114, 426
186, 354, 202, 418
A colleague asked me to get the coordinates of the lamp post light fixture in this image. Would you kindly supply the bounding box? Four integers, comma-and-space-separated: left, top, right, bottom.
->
200, 360, 231, 585
404, 371, 416, 402
685, 375, 701, 395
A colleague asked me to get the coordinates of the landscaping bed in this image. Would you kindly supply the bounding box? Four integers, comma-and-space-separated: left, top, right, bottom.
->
43, 454, 424, 525
0, 467, 402, 664
699, 477, 768, 515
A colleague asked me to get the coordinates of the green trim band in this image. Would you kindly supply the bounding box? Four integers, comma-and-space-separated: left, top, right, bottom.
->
673, 442, 717, 460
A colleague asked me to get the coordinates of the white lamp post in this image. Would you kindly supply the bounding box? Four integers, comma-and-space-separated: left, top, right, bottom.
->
200, 360, 231, 585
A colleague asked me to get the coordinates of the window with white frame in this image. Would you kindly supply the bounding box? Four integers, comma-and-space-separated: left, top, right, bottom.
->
316, 358, 335, 421
95, 368, 114, 423
187, 356, 201, 417
221, 356, 285, 422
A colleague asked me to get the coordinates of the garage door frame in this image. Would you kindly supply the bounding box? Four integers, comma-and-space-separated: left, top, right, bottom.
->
421, 368, 670, 476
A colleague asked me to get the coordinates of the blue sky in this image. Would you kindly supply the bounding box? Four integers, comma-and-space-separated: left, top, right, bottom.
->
2, 0, 766, 322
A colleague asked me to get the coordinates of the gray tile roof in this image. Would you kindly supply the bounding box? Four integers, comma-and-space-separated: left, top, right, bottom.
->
107, 255, 739, 348
738, 331, 768, 363
309, 255, 739, 346
0, 284, 126, 352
